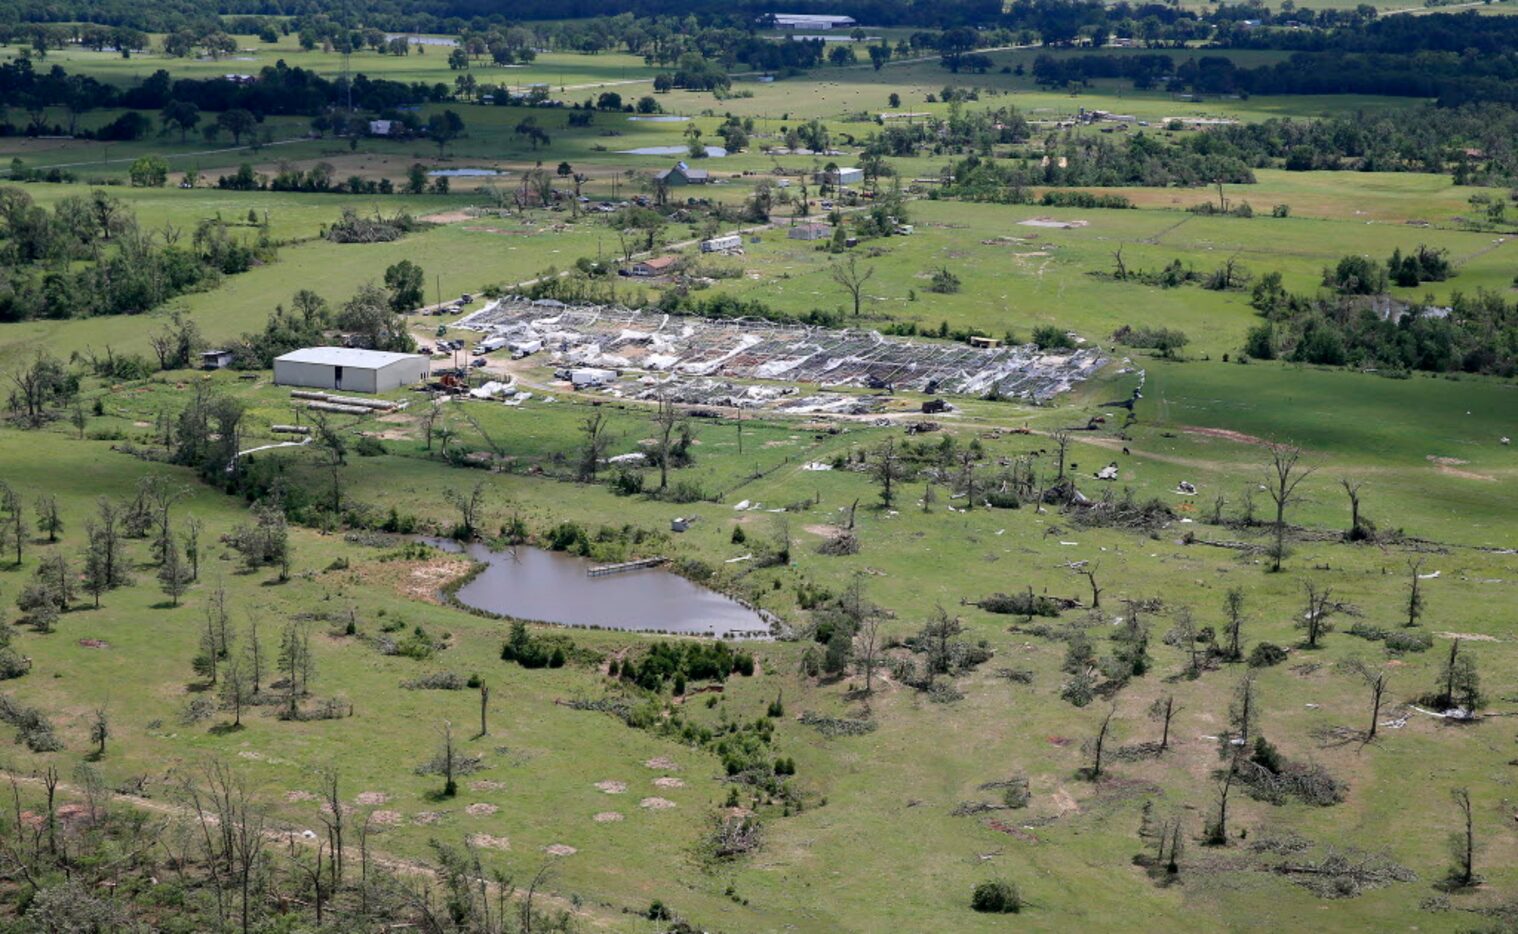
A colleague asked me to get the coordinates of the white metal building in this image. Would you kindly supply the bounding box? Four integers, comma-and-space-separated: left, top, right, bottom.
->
274, 347, 429, 394
771, 14, 857, 29
701, 234, 743, 252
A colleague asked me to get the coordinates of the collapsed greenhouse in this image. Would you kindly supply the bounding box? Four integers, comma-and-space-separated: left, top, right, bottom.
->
456, 298, 1107, 402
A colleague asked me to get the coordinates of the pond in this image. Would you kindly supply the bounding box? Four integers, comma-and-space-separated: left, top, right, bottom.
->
616, 146, 728, 157
428, 168, 502, 177
627, 115, 690, 123
430, 541, 769, 638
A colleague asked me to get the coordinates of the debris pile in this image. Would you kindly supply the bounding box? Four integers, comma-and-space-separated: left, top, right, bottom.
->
458, 298, 1105, 402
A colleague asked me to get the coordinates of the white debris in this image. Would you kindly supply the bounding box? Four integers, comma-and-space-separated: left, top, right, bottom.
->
801, 462, 834, 471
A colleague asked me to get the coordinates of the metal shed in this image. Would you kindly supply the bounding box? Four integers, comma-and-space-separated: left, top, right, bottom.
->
273, 347, 429, 394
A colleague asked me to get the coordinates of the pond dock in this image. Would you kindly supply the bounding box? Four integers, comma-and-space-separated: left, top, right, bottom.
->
587, 556, 668, 578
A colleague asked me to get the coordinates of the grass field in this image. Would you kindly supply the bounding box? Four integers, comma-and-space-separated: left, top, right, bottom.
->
0, 348, 1514, 930
1, 31, 1517, 931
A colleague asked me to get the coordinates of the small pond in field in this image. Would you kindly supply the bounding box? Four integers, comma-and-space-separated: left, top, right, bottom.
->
429, 541, 769, 638
627, 115, 690, 122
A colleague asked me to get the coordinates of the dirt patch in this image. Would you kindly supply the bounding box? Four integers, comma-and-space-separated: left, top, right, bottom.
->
1181, 426, 1269, 447
1019, 216, 1088, 229
412, 812, 444, 826
640, 797, 676, 810
77, 639, 109, 649
466, 803, 499, 817
470, 780, 506, 792
1435, 464, 1496, 482
643, 757, 678, 771
420, 210, 475, 224
285, 790, 318, 803
595, 780, 627, 794
349, 556, 474, 604
545, 844, 578, 856
1426, 455, 1468, 466
371, 810, 403, 825
593, 811, 625, 823
1435, 631, 1500, 643
803, 524, 840, 538
1046, 735, 1071, 747
1051, 787, 1080, 816
653, 777, 685, 789
355, 791, 389, 806
469, 833, 510, 850
986, 819, 1039, 842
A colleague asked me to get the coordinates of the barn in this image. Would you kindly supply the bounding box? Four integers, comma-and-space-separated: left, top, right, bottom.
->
274, 347, 429, 394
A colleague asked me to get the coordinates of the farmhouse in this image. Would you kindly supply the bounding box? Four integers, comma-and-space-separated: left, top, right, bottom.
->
655, 162, 709, 185
273, 347, 429, 394
628, 255, 679, 277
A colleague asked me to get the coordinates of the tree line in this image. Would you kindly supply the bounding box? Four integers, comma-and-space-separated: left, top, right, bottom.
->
0, 187, 272, 322
1245, 258, 1518, 375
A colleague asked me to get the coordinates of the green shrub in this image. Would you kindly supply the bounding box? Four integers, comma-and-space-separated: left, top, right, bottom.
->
971, 880, 1021, 913
1248, 642, 1288, 668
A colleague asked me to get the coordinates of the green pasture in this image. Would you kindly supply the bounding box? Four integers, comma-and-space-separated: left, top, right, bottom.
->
0, 360, 1515, 929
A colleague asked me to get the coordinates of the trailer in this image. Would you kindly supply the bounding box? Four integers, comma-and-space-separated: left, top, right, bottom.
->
475, 335, 508, 354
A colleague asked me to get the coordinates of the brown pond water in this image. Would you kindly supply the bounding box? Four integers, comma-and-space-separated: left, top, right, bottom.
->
432, 541, 769, 638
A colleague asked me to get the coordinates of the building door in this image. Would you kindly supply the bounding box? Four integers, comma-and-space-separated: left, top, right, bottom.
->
334, 365, 344, 390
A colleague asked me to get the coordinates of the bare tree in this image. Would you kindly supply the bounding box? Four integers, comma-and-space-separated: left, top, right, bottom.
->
478, 682, 490, 738
420, 397, 444, 451
1110, 246, 1127, 280
829, 254, 874, 318
1340, 477, 1367, 539
1075, 562, 1101, 608
577, 411, 610, 482
1299, 581, 1334, 649
871, 437, 903, 508
219, 654, 251, 728
184, 760, 267, 934
1450, 787, 1477, 888
184, 514, 203, 581
1217, 586, 1246, 662
317, 768, 345, 891
652, 393, 680, 492
1342, 659, 1389, 741
437, 721, 459, 797
853, 613, 882, 693
444, 480, 488, 539
1052, 429, 1073, 481
1084, 705, 1116, 780
89, 707, 109, 758
1148, 694, 1178, 751
1206, 768, 1235, 845
307, 411, 353, 514
1220, 675, 1258, 763
1406, 556, 1426, 628
1263, 443, 1315, 572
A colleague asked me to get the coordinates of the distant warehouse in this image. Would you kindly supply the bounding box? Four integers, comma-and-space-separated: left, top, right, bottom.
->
770, 14, 857, 29
274, 347, 429, 394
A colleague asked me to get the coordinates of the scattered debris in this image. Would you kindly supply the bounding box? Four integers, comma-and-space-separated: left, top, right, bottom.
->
458, 298, 1105, 402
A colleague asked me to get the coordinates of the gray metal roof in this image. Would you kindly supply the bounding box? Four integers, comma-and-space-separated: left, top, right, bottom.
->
274, 347, 424, 369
